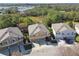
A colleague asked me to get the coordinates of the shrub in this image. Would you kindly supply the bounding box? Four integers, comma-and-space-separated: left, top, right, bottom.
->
76, 36, 79, 42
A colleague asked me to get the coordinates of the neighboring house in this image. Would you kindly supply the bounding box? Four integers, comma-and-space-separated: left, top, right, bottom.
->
0, 27, 23, 48
51, 23, 76, 41
75, 23, 79, 35
28, 24, 50, 42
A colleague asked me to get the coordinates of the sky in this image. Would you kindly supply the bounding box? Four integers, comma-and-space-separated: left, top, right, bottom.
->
0, 0, 79, 3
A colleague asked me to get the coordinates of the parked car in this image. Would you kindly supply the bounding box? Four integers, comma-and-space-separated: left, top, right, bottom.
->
50, 39, 58, 44
24, 43, 33, 50
65, 39, 74, 44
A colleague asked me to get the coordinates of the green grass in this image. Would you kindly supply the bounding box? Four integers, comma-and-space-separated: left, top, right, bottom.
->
76, 35, 79, 42
30, 16, 47, 24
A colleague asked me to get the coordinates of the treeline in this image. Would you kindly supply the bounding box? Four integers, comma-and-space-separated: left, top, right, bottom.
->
22, 4, 79, 27
1, 4, 79, 28
0, 14, 34, 29
24, 4, 79, 16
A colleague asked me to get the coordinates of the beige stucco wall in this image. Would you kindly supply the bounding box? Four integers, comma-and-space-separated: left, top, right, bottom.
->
75, 26, 79, 35
51, 26, 56, 36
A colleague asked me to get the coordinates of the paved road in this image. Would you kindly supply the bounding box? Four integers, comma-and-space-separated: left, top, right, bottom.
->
25, 45, 79, 56
26, 45, 61, 56
24, 41, 79, 56
0, 40, 79, 56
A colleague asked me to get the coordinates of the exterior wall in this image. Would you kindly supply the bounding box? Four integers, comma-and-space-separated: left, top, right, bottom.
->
33, 38, 46, 45
51, 27, 56, 37
55, 30, 76, 40
0, 47, 7, 51
75, 26, 79, 35
30, 35, 46, 42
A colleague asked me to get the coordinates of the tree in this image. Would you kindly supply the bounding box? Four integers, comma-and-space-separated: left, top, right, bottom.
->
43, 10, 63, 27
67, 21, 74, 28
18, 17, 35, 33
0, 14, 20, 28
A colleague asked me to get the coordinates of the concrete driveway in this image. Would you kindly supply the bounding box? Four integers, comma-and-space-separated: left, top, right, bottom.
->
0, 40, 79, 56
24, 40, 79, 56
0, 42, 26, 56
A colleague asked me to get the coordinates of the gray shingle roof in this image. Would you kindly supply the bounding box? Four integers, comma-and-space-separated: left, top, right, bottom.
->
0, 27, 23, 43
52, 23, 74, 32
75, 23, 79, 28
28, 24, 50, 37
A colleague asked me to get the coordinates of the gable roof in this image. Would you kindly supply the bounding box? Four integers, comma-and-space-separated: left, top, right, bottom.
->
0, 27, 23, 43
75, 23, 79, 28
75, 23, 79, 34
28, 24, 50, 36
52, 23, 74, 32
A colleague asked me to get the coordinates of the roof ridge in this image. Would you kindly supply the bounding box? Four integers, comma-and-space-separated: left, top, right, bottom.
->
56, 23, 64, 32
30, 24, 39, 36
57, 23, 74, 32
64, 23, 74, 30
9, 30, 22, 37
0, 28, 8, 42
30, 24, 45, 36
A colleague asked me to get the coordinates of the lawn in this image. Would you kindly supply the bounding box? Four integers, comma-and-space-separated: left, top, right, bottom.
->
76, 35, 79, 42
30, 16, 47, 24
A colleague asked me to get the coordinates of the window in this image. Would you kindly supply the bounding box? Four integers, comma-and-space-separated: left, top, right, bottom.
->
72, 32, 74, 35
18, 37, 23, 39
62, 33, 64, 35
3, 42, 7, 45
14, 37, 18, 41
67, 33, 69, 35
56, 32, 60, 34
13, 40, 15, 42
0, 43, 2, 46
17, 37, 20, 40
